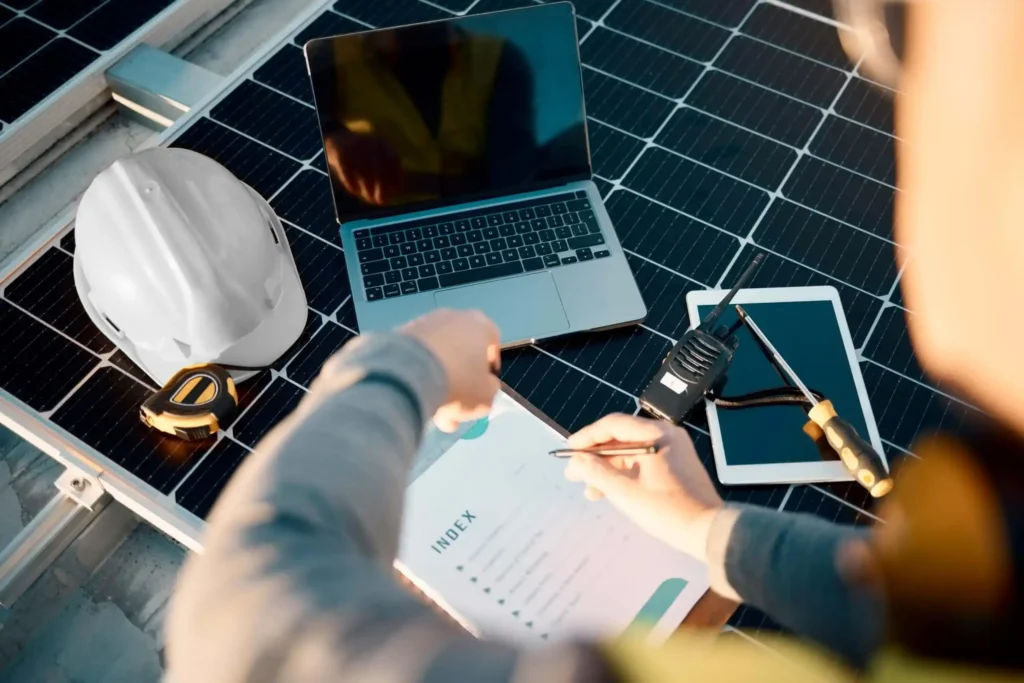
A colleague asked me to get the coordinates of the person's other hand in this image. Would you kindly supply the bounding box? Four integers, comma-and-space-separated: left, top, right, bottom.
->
324, 131, 404, 206
400, 309, 501, 433
564, 414, 723, 560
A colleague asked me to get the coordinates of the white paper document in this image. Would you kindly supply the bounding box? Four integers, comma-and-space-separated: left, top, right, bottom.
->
398, 392, 709, 645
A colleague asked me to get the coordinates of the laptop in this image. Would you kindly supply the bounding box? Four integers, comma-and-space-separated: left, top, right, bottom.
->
304, 2, 646, 345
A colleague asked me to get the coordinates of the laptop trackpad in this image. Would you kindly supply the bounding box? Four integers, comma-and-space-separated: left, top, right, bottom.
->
433, 272, 569, 344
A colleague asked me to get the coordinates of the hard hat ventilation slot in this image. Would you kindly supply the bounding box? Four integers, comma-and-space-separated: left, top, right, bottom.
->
267, 220, 280, 245
103, 315, 121, 335
173, 339, 192, 358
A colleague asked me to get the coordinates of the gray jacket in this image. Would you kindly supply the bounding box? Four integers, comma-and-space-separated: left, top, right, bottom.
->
165, 333, 883, 682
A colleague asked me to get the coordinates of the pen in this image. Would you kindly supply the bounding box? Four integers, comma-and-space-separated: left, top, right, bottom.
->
548, 442, 661, 458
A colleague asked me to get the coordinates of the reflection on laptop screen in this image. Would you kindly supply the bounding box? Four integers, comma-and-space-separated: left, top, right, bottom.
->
305, 2, 591, 224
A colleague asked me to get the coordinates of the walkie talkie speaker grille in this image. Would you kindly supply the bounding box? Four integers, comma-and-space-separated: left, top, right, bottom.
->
639, 254, 764, 424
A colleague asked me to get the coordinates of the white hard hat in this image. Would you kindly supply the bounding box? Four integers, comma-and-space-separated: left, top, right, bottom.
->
74, 148, 308, 387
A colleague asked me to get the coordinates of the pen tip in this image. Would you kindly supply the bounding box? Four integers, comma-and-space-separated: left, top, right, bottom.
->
735, 305, 747, 318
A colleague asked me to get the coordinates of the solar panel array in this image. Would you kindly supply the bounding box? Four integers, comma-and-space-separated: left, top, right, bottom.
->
0, 0, 174, 132
0, 0, 981, 640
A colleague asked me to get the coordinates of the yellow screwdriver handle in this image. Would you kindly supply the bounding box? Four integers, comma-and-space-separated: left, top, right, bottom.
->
808, 400, 893, 497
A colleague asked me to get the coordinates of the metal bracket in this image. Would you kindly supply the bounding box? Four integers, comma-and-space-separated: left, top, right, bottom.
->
106, 44, 223, 130
53, 468, 106, 510
0, 466, 111, 607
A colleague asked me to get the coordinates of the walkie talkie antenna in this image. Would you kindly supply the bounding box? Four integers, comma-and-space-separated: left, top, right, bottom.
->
701, 253, 764, 329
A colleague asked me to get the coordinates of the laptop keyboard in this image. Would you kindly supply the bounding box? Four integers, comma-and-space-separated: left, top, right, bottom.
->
355, 191, 610, 301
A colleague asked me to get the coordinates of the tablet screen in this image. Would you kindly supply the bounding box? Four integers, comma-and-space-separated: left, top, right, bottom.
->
695, 300, 871, 467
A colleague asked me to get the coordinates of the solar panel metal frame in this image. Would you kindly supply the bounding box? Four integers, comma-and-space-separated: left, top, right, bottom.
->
0, 0, 238, 187
0, 0, 334, 551
0, 0, 978, 619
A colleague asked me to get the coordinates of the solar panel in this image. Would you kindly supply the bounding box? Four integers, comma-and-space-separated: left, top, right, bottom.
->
0, 0, 179, 130
0, 0, 984, 641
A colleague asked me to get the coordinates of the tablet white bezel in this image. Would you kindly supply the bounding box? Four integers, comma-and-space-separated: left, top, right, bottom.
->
686, 285, 887, 487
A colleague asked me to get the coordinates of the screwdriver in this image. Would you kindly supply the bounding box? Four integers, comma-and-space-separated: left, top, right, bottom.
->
735, 306, 893, 498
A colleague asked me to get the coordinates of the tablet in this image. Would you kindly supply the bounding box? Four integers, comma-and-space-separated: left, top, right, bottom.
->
687, 286, 886, 487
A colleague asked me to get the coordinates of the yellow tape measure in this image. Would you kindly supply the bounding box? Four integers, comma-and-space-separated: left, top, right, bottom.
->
140, 364, 238, 441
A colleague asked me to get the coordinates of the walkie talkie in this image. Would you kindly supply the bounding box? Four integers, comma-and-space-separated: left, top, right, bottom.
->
640, 254, 764, 423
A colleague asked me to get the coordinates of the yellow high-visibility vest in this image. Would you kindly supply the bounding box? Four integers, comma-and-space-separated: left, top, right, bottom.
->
330, 34, 504, 200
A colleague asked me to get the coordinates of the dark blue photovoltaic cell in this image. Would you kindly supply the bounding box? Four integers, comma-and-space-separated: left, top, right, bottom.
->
253, 44, 314, 106
333, 0, 447, 28
655, 0, 757, 28
51, 367, 211, 493
294, 9, 364, 46
0, 300, 98, 412
468, 0, 537, 14
782, 156, 895, 241
68, 0, 173, 51
587, 119, 645, 180
624, 252, 703, 339
861, 306, 925, 383
810, 116, 896, 186
606, 0, 730, 63
176, 439, 251, 519
860, 361, 977, 451
607, 190, 740, 283
580, 28, 703, 99
210, 80, 322, 162
3, 247, 114, 354
657, 106, 797, 190
540, 326, 671, 396
540, 0, 615, 21
593, 176, 614, 198
0, 17, 53, 74
0, 37, 98, 123
501, 346, 637, 433
721, 245, 883, 347
835, 77, 894, 134
285, 322, 356, 387
283, 224, 351, 316
687, 70, 823, 147
27, 0, 98, 29
753, 200, 898, 296
741, 3, 850, 68
582, 67, 675, 138
714, 35, 845, 108
624, 146, 771, 236
171, 117, 301, 199
232, 378, 306, 448
270, 169, 341, 243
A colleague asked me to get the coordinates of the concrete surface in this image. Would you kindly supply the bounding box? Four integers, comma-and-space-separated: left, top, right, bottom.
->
0, 1, 326, 680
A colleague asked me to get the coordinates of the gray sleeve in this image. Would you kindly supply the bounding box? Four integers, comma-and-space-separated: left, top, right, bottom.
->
711, 505, 884, 668
165, 332, 611, 683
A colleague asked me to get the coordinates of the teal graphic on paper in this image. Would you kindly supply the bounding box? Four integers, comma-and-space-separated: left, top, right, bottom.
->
461, 417, 489, 440
627, 578, 687, 630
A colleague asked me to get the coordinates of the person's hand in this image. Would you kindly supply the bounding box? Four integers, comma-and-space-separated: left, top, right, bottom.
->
324, 131, 404, 206
399, 309, 501, 433
564, 414, 723, 560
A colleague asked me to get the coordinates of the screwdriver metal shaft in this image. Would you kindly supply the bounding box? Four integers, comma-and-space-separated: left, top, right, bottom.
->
735, 305, 816, 403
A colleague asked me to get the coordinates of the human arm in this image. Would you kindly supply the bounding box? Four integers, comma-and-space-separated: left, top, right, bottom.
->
164, 310, 611, 683
564, 415, 884, 668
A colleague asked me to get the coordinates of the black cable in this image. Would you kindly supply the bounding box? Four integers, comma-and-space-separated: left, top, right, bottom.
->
712, 386, 826, 409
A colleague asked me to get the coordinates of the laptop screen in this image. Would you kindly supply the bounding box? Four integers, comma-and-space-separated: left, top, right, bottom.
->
305, 2, 591, 225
